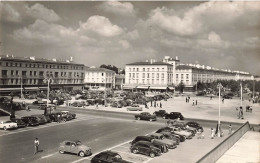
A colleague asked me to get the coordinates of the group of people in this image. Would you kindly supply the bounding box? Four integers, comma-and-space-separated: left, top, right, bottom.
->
197, 124, 233, 140
185, 96, 198, 106
150, 100, 162, 108
236, 106, 244, 119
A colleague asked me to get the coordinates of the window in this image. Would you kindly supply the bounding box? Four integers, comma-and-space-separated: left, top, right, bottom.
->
22, 71, 26, 76
2, 70, 7, 77
102, 73, 104, 76
6, 62, 9, 66
157, 73, 159, 78
133, 68, 135, 71
16, 71, 19, 75
34, 71, 37, 76
11, 70, 14, 76
186, 74, 189, 79
162, 73, 164, 78
147, 73, 150, 78
30, 71, 32, 76
137, 68, 139, 71
136, 73, 139, 78
133, 73, 135, 78
129, 73, 131, 77
142, 73, 145, 78
157, 68, 159, 71
39, 71, 44, 76
152, 73, 154, 78
181, 74, 183, 79
129, 68, 131, 71
143, 68, 145, 71
176, 74, 179, 78
147, 68, 150, 72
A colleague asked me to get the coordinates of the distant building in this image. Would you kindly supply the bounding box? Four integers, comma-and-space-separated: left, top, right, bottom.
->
0, 55, 85, 93
124, 59, 174, 91
84, 67, 115, 90
115, 74, 125, 90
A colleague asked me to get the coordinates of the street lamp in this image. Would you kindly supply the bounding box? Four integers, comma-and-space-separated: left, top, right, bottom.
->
19, 75, 24, 99
240, 83, 243, 107
44, 77, 52, 107
217, 83, 223, 137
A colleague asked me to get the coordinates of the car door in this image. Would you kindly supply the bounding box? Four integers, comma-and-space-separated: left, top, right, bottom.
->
65, 142, 71, 152
70, 142, 78, 154
138, 143, 146, 154
99, 154, 109, 163
144, 113, 149, 120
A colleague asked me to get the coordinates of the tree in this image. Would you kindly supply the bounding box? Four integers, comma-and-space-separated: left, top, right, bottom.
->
100, 64, 118, 74
176, 81, 185, 93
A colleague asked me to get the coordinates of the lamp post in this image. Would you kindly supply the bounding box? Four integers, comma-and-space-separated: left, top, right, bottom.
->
44, 77, 52, 107
19, 76, 23, 99
240, 83, 243, 107
217, 83, 223, 137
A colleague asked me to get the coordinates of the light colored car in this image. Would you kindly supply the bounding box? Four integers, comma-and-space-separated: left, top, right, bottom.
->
58, 140, 91, 157
171, 127, 193, 139
147, 133, 177, 149
127, 104, 143, 111
0, 121, 18, 130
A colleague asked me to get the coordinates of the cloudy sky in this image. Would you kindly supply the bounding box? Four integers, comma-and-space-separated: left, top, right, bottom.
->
1, 1, 260, 75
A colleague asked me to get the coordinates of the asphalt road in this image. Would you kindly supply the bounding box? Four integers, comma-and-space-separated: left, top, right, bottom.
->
0, 107, 242, 163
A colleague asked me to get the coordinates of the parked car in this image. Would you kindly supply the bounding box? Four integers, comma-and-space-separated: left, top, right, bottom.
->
131, 136, 168, 153
48, 112, 65, 122
59, 140, 91, 157
21, 116, 40, 126
147, 133, 177, 149
163, 112, 184, 120
71, 101, 83, 107
170, 127, 193, 139
156, 127, 186, 142
0, 120, 18, 130
10, 118, 27, 128
223, 94, 232, 99
160, 131, 180, 145
171, 121, 197, 135
91, 151, 131, 163
186, 121, 204, 132
61, 111, 76, 119
127, 104, 142, 111
135, 112, 157, 121
0, 97, 10, 103
153, 110, 167, 117
32, 100, 47, 106
130, 141, 161, 158
42, 114, 52, 123
31, 115, 47, 124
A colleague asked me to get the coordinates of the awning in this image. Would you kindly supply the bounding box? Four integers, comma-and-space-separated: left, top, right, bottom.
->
0, 88, 22, 92
150, 87, 167, 90
168, 87, 175, 90
137, 86, 149, 89
39, 87, 48, 90
123, 85, 137, 89
24, 87, 39, 91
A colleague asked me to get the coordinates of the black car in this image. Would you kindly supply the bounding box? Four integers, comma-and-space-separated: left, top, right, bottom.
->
223, 94, 232, 99
131, 136, 168, 153
130, 141, 161, 158
31, 115, 47, 124
186, 121, 204, 132
91, 151, 131, 163
21, 116, 40, 126
43, 114, 52, 123
10, 118, 27, 128
134, 112, 157, 121
156, 127, 186, 142
153, 110, 167, 117
49, 112, 66, 122
163, 112, 184, 120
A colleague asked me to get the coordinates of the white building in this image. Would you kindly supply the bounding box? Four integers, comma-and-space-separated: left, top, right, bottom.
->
124, 59, 174, 91
84, 67, 115, 90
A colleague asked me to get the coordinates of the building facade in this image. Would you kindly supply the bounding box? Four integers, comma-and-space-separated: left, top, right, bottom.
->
84, 67, 115, 90
115, 74, 125, 90
0, 55, 85, 92
124, 60, 174, 91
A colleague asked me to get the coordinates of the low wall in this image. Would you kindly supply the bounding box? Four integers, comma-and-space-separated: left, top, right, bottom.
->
197, 121, 250, 163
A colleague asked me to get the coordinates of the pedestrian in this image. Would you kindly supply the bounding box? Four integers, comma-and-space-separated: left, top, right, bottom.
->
222, 98, 224, 103
192, 100, 195, 106
197, 129, 202, 139
26, 105, 31, 112
96, 104, 99, 109
211, 128, 215, 139
34, 138, 39, 154
186, 97, 188, 103
150, 101, 152, 107
154, 101, 156, 108
240, 106, 244, 119
228, 124, 232, 134
210, 95, 212, 100
57, 114, 61, 123
196, 100, 198, 105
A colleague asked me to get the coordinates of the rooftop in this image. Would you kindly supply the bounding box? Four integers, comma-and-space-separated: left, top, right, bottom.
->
126, 61, 172, 66
85, 67, 116, 73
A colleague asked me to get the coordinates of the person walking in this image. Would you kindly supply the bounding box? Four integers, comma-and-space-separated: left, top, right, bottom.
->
222, 98, 224, 103
160, 102, 162, 108
196, 100, 198, 105
57, 114, 61, 123
211, 128, 215, 139
228, 124, 232, 134
96, 104, 99, 109
34, 138, 40, 154
192, 100, 195, 106
240, 106, 244, 119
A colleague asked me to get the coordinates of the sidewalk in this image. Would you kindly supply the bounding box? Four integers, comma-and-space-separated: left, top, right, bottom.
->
216, 131, 260, 163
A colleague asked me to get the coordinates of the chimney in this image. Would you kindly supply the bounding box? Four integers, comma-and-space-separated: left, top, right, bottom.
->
11, 55, 14, 58
176, 56, 178, 60
66, 60, 70, 63
150, 59, 153, 64
52, 58, 57, 62
145, 60, 149, 62
70, 56, 73, 62
6, 54, 9, 57
30, 56, 35, 60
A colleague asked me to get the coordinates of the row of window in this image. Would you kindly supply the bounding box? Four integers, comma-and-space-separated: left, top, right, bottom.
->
85, 78, 114, 83
129, 73, 167, 79
1, 79, 84, 85
1, 61, 84, 70
176, 74, 189, 79
85, 72, 114, 77
128, 67, 173, 72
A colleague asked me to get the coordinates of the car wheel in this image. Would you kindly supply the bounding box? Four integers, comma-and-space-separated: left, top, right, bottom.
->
137, 117, 141, 120
132, 149, 138, 154
79, 151, 85, 157
3, 126, 7, 130
149, 118, 153, 122
149, 152, 155, 158
59, 150, 64, 154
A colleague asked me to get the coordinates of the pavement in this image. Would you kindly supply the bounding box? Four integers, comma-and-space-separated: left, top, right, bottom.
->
8, 94, 260, 162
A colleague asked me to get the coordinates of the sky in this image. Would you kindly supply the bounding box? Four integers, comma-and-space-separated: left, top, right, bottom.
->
0, 1, 260, 75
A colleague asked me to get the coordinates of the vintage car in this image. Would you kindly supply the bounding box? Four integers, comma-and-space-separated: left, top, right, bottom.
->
61, 111, 76, 120
10, 118, 27, 128
153, 110, 167, 117
171, 121, 197, 134
58, 140, 91, 157
131, 136, 168, 153
91, 151, 131, 163
0, 120, 18, 130
48, 112, 66, 122
147, 133, 177, 149
156, 127, 186, 142
163, 112, 184, 120
134, 112, 157, 121
186, 121, 204, 132
160, 131, 180, 144
130, 141, 161, 158
31, 115, 47, 124
170, 127, 194, 139
21, 116, 40, 126
127, 104, 143, 111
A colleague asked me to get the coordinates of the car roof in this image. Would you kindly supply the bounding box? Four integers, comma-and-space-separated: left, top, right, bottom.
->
141, 112, 149, 114
64, 140, 80, 143
136, 141, 153, 145
148, 133, 162, 137
99, 151, 119, 156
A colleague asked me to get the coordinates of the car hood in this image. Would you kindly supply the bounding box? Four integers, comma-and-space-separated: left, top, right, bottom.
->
174, 130, 192, 136
154, 139, 173, 145
78, 145, 91, 150
5, 122, 17, 126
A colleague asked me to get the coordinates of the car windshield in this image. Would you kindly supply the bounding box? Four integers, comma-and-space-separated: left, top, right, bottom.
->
114, 155, 122, 160
4, 121, 12, 123
76, 141, 81, 145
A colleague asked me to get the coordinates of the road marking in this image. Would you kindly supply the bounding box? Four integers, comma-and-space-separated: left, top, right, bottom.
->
0, 117, 99, 137
41, 152, 57, 159
112, 149, 150, 160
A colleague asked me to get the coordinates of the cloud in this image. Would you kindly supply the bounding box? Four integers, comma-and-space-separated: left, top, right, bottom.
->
98, 1, 136, 16
25, 3, 60, 22
79, 15, 124, 37
0, 3, 22, 23
119, 40, 130, 49
125, 30, 139, 40
145, 1, 260, 36
197, 32, 230, 49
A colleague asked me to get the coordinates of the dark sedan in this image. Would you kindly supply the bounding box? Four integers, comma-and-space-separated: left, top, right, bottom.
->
10, 118, 27, 128
91, 151, 131, 163
21, 116, 39, 126
130, 141, 161, 158
153, 110, 167, 117
135, 112, 157, 121
163, 112, 184, 120
186, 121, 204, 132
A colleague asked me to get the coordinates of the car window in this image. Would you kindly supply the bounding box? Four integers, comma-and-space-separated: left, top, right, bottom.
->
65, 142, 71, 146
71, 143, 76, 147
100, 154, 108, 160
